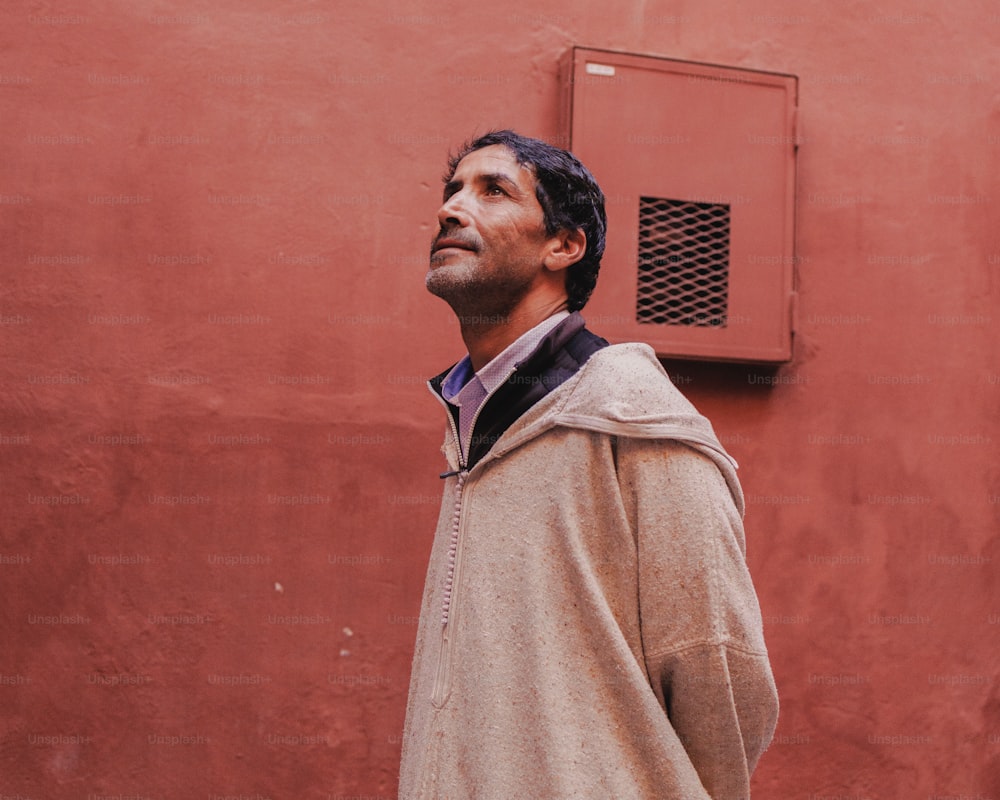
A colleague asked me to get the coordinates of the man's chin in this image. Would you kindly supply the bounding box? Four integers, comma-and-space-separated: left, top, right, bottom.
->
424, 267, 462, 302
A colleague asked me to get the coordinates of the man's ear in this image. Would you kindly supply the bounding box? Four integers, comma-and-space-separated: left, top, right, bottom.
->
542, 228, 587, 273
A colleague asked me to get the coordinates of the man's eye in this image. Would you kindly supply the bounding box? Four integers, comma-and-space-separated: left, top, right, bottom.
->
486, 185, 505, 196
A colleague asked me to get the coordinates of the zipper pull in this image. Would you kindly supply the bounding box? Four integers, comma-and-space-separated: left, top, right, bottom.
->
439, 469, 461, 479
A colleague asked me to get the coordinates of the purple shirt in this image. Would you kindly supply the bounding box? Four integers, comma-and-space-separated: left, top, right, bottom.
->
441, 311, 570, 462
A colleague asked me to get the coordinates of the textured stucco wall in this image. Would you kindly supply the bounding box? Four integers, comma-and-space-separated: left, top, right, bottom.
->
2, 0, 998, 797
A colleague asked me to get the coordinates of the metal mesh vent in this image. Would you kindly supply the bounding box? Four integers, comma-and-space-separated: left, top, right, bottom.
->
636, 196, 730, 326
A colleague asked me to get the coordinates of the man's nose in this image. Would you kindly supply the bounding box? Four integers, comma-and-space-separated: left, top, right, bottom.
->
437, 191, 470, 228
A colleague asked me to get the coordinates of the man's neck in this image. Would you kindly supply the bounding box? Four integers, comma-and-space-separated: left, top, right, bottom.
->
459, 297, 569, 372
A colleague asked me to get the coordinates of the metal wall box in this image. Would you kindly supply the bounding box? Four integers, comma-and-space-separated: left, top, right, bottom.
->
561, 47, 799, 363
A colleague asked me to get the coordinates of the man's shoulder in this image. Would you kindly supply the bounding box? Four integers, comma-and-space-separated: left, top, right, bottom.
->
582, 340, 664, 374
569, 341, 692, 408
552, 340, 741, 507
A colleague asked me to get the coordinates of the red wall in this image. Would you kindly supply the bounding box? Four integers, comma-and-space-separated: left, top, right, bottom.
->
2, 1, 998, 797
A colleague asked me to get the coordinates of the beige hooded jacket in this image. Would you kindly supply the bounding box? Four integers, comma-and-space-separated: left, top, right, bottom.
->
400, 342, 779, 799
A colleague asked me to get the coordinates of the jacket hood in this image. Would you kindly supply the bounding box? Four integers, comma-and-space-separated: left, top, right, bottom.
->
487, 342, 745, 515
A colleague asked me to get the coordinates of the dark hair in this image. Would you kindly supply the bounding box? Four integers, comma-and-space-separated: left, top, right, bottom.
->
444, 129, 607, 312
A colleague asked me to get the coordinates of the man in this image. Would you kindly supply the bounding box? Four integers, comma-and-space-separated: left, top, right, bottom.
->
400, 130, 778, 799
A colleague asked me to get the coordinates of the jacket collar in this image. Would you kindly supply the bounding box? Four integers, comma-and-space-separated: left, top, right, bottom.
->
428, 311, 587, 394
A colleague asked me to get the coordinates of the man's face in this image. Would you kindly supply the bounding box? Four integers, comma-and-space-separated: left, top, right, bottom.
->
426, 145, 556, 320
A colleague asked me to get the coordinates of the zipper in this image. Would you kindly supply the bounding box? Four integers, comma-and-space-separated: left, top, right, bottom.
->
429, 389, 468, 624
439, 471, 466, 626
431, 470, 466, 708
428, 384, 469, 708
426, 372, 515, 707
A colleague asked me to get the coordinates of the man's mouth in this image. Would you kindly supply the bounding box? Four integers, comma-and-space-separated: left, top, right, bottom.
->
432, 238, 477, 254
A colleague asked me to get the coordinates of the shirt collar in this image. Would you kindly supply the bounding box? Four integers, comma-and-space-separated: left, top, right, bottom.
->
440, 310, 571, 402
440, 355, 474, 402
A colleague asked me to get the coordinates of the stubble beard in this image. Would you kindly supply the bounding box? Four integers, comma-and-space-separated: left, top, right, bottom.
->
425, 253, 534, 329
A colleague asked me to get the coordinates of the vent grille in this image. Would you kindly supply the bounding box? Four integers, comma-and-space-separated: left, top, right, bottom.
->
636, 197, 731, 326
